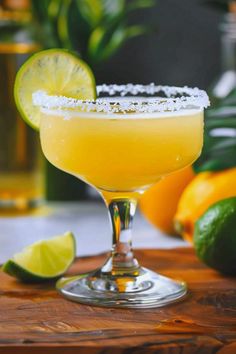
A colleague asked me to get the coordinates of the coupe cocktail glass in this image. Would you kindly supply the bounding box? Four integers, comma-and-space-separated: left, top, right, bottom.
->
34, 84, 209, 308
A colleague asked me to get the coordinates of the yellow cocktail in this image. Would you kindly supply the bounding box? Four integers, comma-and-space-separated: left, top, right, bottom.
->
40, 110, 203, 198
34, 84, 209, 308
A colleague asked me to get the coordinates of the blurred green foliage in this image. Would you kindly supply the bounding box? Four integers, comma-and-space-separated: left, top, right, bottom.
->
31, 0, 156, 67
194, 89, 236, 172
194, 0, 236, 172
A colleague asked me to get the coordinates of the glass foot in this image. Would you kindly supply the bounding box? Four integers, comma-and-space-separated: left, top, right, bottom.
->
56, 267, 187, 308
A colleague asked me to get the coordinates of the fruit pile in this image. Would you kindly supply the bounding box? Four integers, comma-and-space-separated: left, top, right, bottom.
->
140, 91, 236, 275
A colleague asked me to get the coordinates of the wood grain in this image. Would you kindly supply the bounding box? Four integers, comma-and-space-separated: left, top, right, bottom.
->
0, 248, 235, 354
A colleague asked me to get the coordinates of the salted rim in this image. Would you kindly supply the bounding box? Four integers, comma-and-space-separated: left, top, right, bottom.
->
32, 84, 210, 114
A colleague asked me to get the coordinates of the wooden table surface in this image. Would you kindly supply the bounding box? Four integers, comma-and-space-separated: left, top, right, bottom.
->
0, 248, 235, 354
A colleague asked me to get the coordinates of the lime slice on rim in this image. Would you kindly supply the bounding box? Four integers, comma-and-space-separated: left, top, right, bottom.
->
2, 232, 76, 282
14, 49, 96, 130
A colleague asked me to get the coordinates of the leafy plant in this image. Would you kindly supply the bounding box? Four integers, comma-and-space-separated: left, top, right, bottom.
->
30, 0, 156, 67
194, 0, 236, 172
194, 89, 236, 172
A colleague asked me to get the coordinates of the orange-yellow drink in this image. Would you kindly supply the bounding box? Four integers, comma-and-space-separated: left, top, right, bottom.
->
40, 109, 203, 196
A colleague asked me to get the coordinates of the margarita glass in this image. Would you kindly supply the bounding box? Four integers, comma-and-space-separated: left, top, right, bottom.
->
34, 84, 209, 308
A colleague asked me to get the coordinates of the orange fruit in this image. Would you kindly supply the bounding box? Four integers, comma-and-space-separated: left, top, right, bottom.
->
139, 166, 195, 234
174, 167, 236, 243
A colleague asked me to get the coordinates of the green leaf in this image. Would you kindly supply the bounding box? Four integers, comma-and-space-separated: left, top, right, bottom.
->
194, 132, 236, 172
31, 0, 60, 48
88, 22, 150, 63
48, 0, 63, 21
88, 25, 126, 62
209, 137, 236, 152
206, 118, 236, 128
207, 107, 236, 119
127, 0, 156, 11
126, 25, 150, 38
57, 0, 73, 50
194, 100, 236, 173
31, 0, 51, 23
76, 0, 103, 28
101, 0, 125, 17
222, 89, 236, 106
194, 159, 229, 172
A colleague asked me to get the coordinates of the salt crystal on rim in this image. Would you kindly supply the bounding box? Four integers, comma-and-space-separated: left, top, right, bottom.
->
32, 84, 210, 114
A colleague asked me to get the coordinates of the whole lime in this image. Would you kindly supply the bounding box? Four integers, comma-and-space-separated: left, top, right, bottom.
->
194, 197, 236, 275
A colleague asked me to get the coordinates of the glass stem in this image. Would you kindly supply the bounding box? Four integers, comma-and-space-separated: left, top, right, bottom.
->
101, 198, 140, 276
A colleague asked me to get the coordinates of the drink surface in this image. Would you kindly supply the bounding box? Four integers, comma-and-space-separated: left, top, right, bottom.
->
40, 109, 203, 194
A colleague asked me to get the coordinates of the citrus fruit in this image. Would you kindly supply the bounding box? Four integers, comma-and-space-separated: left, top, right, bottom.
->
174, 167, 236, 242
194, 197, 236, 275
14, 49, 96, 130
2, 232, 76, 282
139, 166, 195, 234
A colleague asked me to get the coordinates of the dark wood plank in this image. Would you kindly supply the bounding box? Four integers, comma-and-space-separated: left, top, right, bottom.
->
0, 248, 235, 354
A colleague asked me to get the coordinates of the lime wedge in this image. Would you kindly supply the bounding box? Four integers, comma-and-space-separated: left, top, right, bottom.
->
14, 49, 96, 130
2, 232, 76, 282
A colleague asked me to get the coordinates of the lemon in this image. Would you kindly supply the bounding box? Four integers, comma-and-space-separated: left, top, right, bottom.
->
174, 168, 236, 243
2, 232, 76, 282
194, 197, 236, 275
14, 49, 96, 130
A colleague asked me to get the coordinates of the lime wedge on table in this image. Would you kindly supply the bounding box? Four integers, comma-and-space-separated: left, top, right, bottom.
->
2, 232, 76, 282
14, 49, 96, 130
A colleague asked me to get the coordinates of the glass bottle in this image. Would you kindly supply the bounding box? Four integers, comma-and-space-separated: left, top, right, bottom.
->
0, 0, 44, 213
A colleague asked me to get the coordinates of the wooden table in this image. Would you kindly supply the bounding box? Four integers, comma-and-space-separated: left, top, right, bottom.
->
0, 248, 235, 354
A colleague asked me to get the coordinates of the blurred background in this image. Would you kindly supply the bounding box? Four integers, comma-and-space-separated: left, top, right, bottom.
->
98, 0, 222, 88
0, 0, 233, 210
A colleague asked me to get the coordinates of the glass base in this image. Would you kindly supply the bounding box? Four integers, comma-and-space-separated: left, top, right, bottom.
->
56, 267, 187, 309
